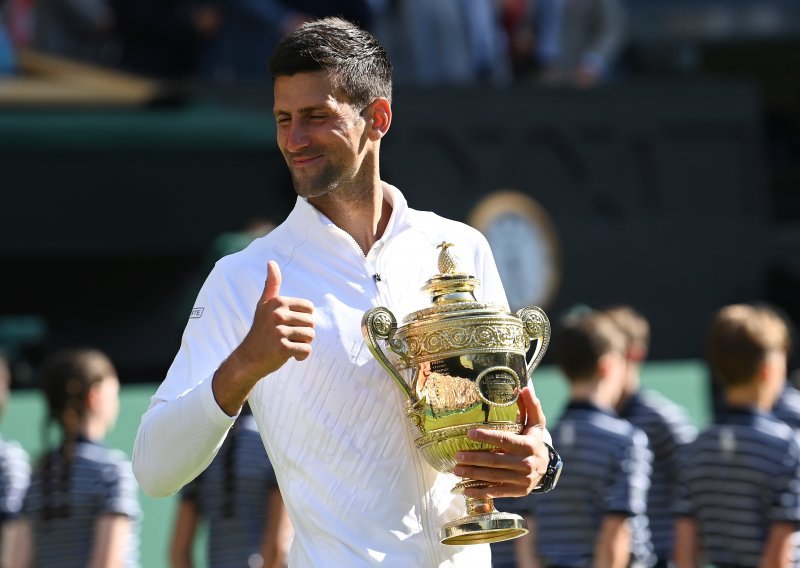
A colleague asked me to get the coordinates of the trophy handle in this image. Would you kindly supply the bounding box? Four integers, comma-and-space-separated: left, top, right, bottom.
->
517, 306, 551, 385
361, 307, 414, 401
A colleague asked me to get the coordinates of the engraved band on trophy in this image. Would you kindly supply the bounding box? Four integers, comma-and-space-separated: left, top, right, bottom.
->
361, 242, 551, 546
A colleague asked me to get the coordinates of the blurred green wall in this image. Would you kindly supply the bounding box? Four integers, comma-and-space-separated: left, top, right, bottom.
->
0, 360, 710, 567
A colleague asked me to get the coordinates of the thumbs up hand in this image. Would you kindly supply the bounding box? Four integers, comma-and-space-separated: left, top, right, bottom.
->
234, 261, 316, 380
212, 261, 315, 415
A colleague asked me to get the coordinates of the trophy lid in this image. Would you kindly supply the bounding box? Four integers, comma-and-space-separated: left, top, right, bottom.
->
422, 242, 480, 305
401, 242, 508, 325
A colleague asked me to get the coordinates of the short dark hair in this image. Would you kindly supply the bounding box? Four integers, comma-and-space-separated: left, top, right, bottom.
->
707, 304, 791, 388
554, 311, 627, 383
269, 17, 392, 108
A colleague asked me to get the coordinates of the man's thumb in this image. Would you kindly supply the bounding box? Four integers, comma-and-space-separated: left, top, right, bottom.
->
262, 261, 282, 302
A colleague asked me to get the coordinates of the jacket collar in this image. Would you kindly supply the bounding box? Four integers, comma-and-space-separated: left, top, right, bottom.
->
286, 182, 411, 251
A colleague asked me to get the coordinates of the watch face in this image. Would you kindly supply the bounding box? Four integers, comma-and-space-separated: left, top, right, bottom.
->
469, 191, 561, 311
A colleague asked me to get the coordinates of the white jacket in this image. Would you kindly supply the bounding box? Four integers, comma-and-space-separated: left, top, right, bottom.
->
133, 184, 508, 567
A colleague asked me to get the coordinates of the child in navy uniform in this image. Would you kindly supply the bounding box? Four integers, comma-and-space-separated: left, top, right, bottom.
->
674, 304, 800, 567
605, 306, 697, 567
11, 348, 141, 567
169, 403, 292, 568
516, 311, 654, 568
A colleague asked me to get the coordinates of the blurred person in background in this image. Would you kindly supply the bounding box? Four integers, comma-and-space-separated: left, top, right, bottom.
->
674, 304, 800, 567
506, 0, 626, 87
169, 402, 292, 568
0, 0, 16, 74
605, 305, 697, 568
0, 353, 30, 566
396, 0, 510, 86
190, 0, 307, 83
10, 348, 141, 567
31, 0, 120, 67
192, 0, 372, 83
515, 310, 653, 568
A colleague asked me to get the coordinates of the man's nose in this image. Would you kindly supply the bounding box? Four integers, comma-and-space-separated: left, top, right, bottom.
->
284, 121, 310, 153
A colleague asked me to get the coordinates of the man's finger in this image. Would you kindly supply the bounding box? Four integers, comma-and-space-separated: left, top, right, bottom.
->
466, 426, 543, 455
262, 260, 282, 302
518, 386, 546, 430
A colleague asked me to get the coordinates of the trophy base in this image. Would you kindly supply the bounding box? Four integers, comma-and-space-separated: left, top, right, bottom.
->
440, 512, 528, 545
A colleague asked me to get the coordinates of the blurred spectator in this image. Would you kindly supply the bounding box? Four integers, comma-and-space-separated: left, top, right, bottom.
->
500, 0, 538, 79
394, 0, 510, 86
674, 304, 799, 567
169, 403, 292, 568
192, 0, 308, 83
0, 353, 30, 567
194, 0, 372, 83
10, 348, 141, 567
5, 0, 34, 47
605, 305, 697, 568
0, 5, 15, 74
515, 310, 654, 567
32, 0, 120, 67
508, 0, 626, 87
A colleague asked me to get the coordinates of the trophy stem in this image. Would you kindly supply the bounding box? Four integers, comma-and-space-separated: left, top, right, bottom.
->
465, 496, 495, 517
439, 479, 528, 546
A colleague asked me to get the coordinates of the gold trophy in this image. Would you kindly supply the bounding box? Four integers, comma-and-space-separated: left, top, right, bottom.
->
361, 242, 551, 545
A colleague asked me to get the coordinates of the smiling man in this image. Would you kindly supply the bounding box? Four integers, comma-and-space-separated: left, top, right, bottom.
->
133, 17, 556, 567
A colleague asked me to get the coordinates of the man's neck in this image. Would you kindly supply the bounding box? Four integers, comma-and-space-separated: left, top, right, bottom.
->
309, 179, 391, 255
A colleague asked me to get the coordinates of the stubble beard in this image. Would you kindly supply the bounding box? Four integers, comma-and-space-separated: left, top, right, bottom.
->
290, 164, 340, 199
290, 154, 365, 201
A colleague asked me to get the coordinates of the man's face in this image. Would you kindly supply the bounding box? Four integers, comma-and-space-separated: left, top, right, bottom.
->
273, 71, 369, 199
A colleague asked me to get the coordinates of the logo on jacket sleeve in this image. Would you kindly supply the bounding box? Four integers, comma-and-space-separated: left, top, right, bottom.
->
190, 307, 205, 319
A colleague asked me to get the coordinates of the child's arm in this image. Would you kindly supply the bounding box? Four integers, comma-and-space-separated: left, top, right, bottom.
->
514, 514, 542, 568
592, 514, 630, 568
89, 513, 132, 568
260, 488, 293, 568
169, 499, 200, 568
6, 518, 33, 568
759, 522, 796, 568
672, 516, 700, 568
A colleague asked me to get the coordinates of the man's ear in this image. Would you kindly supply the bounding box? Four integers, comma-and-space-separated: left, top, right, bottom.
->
366, 97, 391, 141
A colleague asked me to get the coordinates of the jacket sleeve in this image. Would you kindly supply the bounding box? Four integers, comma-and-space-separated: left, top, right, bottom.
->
132, 259, 252, 497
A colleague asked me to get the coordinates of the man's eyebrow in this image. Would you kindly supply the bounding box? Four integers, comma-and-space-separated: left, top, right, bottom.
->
273, 105, 329, 117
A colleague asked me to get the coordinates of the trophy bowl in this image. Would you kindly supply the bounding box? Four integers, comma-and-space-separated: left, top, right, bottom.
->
361, 243, 550, 545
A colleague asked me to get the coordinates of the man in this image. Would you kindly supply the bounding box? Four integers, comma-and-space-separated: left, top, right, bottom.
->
133, 17, 554, 567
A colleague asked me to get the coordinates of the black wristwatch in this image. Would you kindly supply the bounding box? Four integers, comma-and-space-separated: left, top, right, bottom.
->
531, 442, 562, 494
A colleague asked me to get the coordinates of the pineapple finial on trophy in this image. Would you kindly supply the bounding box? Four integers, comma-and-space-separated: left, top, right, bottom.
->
437, 241, 458, 275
